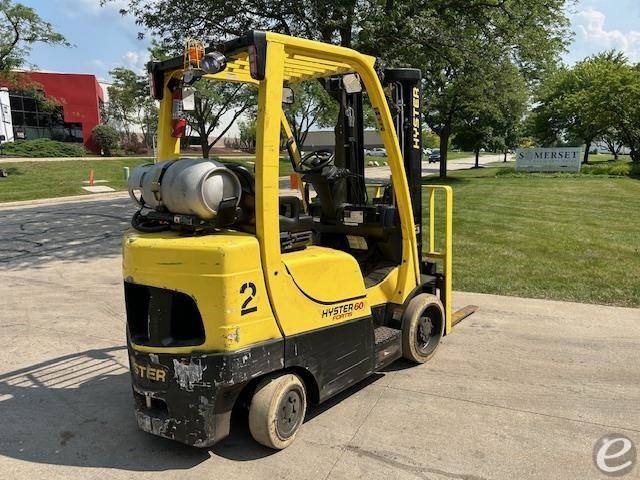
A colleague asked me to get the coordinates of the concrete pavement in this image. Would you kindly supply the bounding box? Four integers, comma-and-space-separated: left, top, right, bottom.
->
0, 196, 638, 480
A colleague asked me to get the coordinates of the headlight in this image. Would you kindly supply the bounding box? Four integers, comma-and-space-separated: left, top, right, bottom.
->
201, 52, 227, 75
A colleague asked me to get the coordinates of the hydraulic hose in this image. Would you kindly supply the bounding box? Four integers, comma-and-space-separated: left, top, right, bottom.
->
131, 210, 170, 233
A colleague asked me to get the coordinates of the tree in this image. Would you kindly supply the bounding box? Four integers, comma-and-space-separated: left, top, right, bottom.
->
113, 0, 364, 48
105, 67, 159, 152
0, 1, 70, 109
423, 130, 440, 150
184, 82, 256, 158
502, 121, 525, 162
361, 0, 570, 177
92, 124, 119, 156
606, 62, 640, 163
283, 81, 338, 148
237, 120, 257, 152
140, 100, 158, 152
106, 67, 146, 144
450, 60, 528, 166
600, 130, 624, 160
531, 52, 629, 164
454, 118, 495, 167
112, 0, 570, 175
0, 0, 69, 73
495, 65, 528, 162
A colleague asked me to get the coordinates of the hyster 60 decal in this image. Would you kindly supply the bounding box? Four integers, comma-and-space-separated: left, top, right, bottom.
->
322, 301, 366, 321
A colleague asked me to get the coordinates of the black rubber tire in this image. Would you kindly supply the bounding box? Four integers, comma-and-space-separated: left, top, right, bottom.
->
248, 373, 307, 449
401, 293, 445, 364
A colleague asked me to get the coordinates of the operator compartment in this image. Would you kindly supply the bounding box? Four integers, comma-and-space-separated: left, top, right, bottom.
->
123, 230, 280, 352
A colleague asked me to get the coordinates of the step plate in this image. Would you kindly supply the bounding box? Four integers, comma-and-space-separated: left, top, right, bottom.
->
374, 326, 402, 370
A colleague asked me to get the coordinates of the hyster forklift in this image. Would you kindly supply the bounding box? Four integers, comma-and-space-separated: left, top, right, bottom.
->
124, 31, 471, 450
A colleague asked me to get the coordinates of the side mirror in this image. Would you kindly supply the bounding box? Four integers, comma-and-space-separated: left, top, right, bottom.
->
183, 69, 203, 85
342, 73, 362, 94
282, 87, 295, 105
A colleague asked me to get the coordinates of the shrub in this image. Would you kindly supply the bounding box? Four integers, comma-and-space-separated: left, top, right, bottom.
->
497, 163, 634, 178
581, 162, 631, 176
495, 166, 517, 176
121, 137, 148, 155
0, 138, 86, 157
91, 124, 120, 156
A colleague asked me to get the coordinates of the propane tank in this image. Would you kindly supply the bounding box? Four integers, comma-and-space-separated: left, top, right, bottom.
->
128, 159, 242, 220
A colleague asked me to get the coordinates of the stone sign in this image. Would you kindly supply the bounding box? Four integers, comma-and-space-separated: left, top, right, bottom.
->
515, 147, 582, 172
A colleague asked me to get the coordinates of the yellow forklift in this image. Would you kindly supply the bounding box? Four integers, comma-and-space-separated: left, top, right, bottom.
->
124, 31, 472, 449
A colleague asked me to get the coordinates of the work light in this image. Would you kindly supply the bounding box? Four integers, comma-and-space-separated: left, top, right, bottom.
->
201, 52, 227, 75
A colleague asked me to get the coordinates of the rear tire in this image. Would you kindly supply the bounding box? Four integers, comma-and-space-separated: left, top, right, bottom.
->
402, 293, 445, 363
248, 373, 306, 449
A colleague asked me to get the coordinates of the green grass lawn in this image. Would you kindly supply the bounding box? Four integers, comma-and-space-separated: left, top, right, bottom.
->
218, 155, 296, 176
424, 166, 640, 308
446, 151, 494, 160
0, 159, 152, 202
0, 156, 297, 203
586, 153, 631, 164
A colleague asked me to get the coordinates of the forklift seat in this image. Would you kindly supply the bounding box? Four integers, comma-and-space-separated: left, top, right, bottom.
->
226, 163, 313, 236
278, 196, 313, 233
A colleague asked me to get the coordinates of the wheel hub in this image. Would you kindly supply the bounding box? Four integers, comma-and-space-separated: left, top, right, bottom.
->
417, 317, 434, 352
276, 389, 303, 439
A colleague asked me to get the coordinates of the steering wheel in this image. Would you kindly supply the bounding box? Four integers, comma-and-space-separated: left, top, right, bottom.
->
296, 149, 334, 174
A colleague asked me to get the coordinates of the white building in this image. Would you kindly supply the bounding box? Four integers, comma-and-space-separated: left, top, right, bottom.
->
0, 87, 14, 143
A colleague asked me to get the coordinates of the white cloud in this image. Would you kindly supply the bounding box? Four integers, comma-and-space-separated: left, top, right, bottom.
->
573, 8, 640, 61
122, 50, 149, 73
91, 59, 109, 69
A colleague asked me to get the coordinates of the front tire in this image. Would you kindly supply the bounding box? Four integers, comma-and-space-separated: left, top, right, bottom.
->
248, 373, 306, 449
402, 293, 445, 363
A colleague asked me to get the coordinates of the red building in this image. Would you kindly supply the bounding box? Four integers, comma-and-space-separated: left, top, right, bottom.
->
4, 72, 104, 153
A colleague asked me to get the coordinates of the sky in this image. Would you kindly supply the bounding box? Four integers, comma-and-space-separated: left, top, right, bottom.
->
21, 0, 640, 81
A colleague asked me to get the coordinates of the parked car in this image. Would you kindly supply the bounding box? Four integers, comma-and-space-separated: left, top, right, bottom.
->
423, 148, 433, 156
428, 148, 441, 163
368, 147, 387, 157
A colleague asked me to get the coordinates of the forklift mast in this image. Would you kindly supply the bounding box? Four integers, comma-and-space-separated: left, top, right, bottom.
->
326, 68, 423, 247
326, 78, 366, 204
384, 68, 423, 259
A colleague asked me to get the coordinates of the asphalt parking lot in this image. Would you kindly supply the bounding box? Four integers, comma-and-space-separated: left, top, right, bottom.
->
0, 197, 638, 479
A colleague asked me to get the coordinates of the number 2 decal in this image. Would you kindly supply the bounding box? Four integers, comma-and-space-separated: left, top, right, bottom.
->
240, 282, 257, 315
